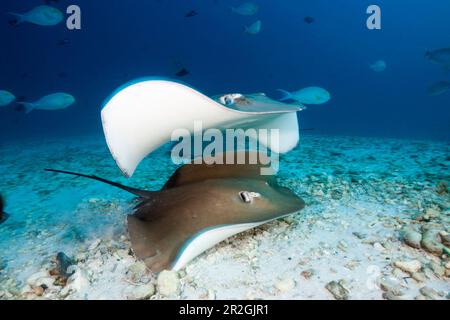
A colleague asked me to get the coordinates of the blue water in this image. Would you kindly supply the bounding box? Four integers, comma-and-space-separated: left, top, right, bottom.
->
0, 0, 449, 141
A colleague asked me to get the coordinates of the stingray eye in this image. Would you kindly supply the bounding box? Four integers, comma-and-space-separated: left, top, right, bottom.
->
239, 191, 252, 203
220, 94, 244, 106
239, 191, 261, 203
224, 96, 233, 105
220, 95, 235, 106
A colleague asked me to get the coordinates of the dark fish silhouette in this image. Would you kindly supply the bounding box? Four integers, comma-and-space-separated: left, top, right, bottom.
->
49, 252, 75, 285
46, 152, 305, 272
304, 16, 315, 24
185, 10, 198, 18
426, 48, 450, 69
0, 194, 9, 225
175, 68, 189, 77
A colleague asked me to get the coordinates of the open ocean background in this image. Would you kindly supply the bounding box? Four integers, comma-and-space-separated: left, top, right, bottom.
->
0, 0, 449, 141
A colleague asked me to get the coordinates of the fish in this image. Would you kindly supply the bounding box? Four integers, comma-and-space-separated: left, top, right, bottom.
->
427, 81, 450, 96
0, 194, 8, 225
175, 68, 189, 77
185, 10, 198, 18
0, 90, 16, 107
304, 16, 315, 24
17, 93, 75, 114
277, 87, 331, 105
45, 152, 305, 272
232, 2, 259, 16
49, 252, 75, 285
8, 5, 64, 26
244, 20, 262, 35
425, 48, 450, 69
369, 60, 386, 72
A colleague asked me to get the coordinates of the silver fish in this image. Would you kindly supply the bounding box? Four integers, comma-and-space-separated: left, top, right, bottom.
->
18, 93, 75, 113
232, 2, 259, 16
369, 60, 386, 72
8, 5, 63, 26
278, 87, 331, 105
0, 90, 15, 107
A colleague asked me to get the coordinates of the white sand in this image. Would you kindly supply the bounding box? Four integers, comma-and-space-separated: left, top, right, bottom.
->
0, 134, 448, 300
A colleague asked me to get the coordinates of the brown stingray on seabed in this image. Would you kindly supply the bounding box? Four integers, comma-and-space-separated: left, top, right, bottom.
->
46, 152, 305, 273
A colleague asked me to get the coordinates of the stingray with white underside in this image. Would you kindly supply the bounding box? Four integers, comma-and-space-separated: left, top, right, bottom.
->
47, 78, 306, 272
101, 78, 304, 177
47, 153, 305, 272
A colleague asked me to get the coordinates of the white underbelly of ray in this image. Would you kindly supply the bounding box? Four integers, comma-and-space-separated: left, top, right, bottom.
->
171, 221, 266, 271
172, 210, 298, 271
101, 79, 300, 177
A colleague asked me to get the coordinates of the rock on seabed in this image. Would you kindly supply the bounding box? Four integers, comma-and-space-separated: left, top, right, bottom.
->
157, 270, 179, 297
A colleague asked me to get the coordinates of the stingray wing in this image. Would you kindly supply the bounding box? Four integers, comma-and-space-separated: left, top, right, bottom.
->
101, 79, 301, 177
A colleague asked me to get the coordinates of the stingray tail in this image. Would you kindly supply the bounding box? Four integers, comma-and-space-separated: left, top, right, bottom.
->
277, 89, 293, 101
45, 169, 155, 199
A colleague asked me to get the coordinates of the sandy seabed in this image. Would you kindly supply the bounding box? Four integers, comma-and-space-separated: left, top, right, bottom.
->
0, 134, 449, 300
